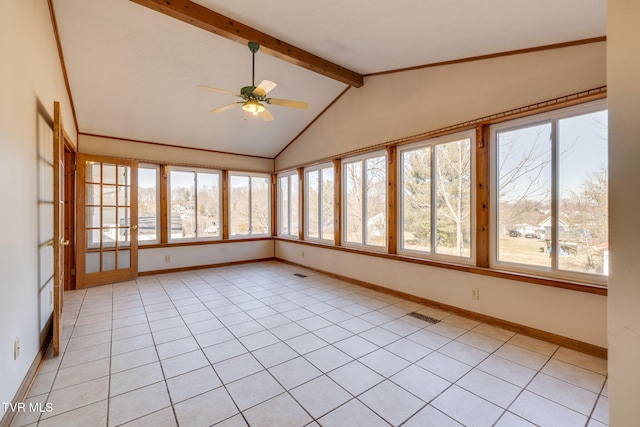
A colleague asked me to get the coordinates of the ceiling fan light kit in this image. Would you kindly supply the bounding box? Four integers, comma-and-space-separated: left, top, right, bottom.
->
199, 41, 308, 121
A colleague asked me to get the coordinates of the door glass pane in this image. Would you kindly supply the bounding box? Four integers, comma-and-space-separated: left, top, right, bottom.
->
345, 161, 363, 243
102, 207, 116, 227
118, 165, 130, 185
102, 185, 117, 206
365, 156, 386, 247
307, 171, 319, 238
118, 228, 130, 246
102, 251, 116, 271
86, 184, 101, 205
118, 207, 131, 227
497, 123, 552, 268
103, 164, 116, 185
197, 172, 220, 238
87, 229, 101, 249
558, 110, 608, 275
86, 162, 101, 183
321, 167, 334, 241
435, 138, 472, 257
86, 252, 100, 273
117, 186, 130, 206
86, 207, 101, 228
118, 250, 131, 269
230, 175, 250, 236
402, 146, 431, 253
251, 177, 269, 235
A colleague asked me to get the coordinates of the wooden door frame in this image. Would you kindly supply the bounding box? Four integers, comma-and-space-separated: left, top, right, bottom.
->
63, 139, 76, 290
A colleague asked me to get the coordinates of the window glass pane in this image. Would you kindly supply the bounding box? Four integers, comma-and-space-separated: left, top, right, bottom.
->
365, 156, 386, 246
402, 147, 431, 252
118, 250, 131, 269
558, 110, 608, 275
251, 177, 269, 235
435, 139, 472, 257
497, 123, 552, 268
87, 229, 100, 249
86, 252, 100, 273
117, 186, 130, 206
321, 167, 334, 241
102, 251, 116, 271
230, 175, 250, 236
118, 165, 130, 185
86, 207, 101, 228
279, 176, 289, 235
197, 172, 220, 238
345, 161, 363, 243
290, 176, 299, 236
307, 170, 319, 238
138, 167, 158, 243
170, 171, 195, 239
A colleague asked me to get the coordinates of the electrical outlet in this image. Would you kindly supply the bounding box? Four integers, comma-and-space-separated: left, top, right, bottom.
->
471, 288, 480, 300
14, 338, 20, 360
165, 255, 171, 263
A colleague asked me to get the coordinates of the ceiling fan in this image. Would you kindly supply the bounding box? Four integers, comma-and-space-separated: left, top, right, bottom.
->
198, 42, 308, 121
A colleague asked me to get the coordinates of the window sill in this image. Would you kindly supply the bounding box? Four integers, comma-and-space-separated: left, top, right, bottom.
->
274, 237, 607, 296
139, 237, 273, 249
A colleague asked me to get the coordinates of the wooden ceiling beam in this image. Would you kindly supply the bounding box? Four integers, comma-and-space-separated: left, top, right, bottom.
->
130, 0, 364, 88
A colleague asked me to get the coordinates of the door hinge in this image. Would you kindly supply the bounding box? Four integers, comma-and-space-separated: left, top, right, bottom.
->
70, 268, 76, 275
71, 164, 77, 171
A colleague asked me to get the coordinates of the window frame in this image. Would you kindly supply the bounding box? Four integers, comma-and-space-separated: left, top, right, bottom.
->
341, 150, 388, 251
397, 129, 476, 265
137, 163, 161, 246
489, 99, 608, 285
304, 163, 335, 243
277, 170, 299, 238
228, 171, 272, 238
167, 165, 222, 243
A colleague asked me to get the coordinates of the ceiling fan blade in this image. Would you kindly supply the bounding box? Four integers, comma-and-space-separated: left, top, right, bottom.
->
258, 107, 274, 122
210, 102, 242, 113
253, 80, 277, 96
267, 98, 309, 110
198, 85, 241, 97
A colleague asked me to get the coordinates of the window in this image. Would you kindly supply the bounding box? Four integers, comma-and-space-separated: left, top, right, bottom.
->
229, 173, 270, 237
138, 164, 160, 244
306, 164, 335, 241
399, 130, 474, 261
343, 152, 387, 248
278, 171, 299, 237
168, 167, 221, 241
491, 100, 608, 281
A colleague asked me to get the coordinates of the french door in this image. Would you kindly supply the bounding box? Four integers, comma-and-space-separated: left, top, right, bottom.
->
76, 154, 138, 288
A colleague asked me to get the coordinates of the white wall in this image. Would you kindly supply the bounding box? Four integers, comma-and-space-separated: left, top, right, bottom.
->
0, 0, 76, 418
274, 42, 609, 350
139, 240, 274, 273
276, 42, 606, 170
607, 0, 640, 424
79, 134, 274, 173
276, 241, 607, 347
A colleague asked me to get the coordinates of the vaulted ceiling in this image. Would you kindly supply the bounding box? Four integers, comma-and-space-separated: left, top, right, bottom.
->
52, 0, 606, 158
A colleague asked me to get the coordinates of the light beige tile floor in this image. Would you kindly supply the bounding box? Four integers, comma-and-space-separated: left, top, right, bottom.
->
12, 261, 608, 427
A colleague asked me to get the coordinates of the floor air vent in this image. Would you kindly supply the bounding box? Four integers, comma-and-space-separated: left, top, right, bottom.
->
408, 312, 440, 324
293, 273, 308, 278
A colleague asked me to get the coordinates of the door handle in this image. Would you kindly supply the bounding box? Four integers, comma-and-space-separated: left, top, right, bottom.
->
45, 240, 55, 247
131, 225, 138, 230
60, 240, 70, 246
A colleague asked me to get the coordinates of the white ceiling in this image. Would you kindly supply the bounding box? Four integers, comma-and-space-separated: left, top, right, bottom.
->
53, 0, 606, 159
